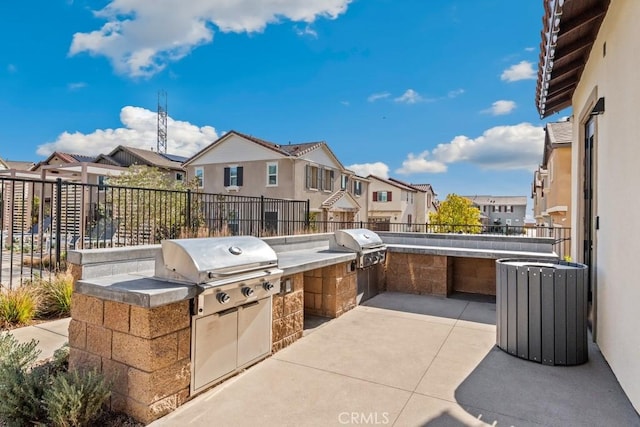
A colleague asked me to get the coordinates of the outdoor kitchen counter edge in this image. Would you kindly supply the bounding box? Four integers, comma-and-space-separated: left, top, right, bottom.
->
74, 249, 357, 308
385, 244, 559, 259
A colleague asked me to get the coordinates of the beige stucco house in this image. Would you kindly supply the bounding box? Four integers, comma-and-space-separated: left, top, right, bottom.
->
531, 166, 548, 226
411, 183, 438, 224
183, 131, 369, 224
536, 0, 639, 412
532, 121, 572, 227
367, 175, 426, 230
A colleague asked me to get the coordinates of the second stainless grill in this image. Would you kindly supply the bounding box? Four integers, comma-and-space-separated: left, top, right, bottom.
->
332, 228, 387, 268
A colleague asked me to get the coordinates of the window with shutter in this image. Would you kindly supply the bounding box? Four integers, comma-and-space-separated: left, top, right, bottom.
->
373, 192, 378, 201
305, 165, 311, 188
237, 167, 243, 186
388, 191, 392, 202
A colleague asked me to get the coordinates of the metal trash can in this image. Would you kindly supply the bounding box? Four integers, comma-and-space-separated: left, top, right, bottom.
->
495, 259, 589, 365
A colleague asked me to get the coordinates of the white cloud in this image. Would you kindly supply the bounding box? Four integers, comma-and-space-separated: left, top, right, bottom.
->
396, 123, 544, 175
294, 24, 318, 38
483, 100, 517, 115
340, 100, 350, 106
37, 106, 218, 157
524, 47, 535, 52
346, 162, 389, 179
394, 89, 423, 104
67, 82, 87, 91
432, 123, 544, 170
7, 64, 17, 73
396, 153, 447, 174
69, 0, 352, 77
447, 88, 465, 98
367, 92, 390, 103
501, 60, 536, 82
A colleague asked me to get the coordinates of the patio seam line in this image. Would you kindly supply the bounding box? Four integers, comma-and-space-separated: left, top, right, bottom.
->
356, 306, 460, 327
268, 357, 416, 394
391, 302, 468, 427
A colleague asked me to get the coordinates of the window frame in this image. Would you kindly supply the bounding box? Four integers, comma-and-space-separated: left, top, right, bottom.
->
194, 167, 204, 189
266, 162, 278, 187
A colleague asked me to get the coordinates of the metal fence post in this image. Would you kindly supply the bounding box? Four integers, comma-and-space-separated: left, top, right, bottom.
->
55, 178, 62, 270
260, 196, 265, 236
186, 189, 192, 233
305, 199, 310, 230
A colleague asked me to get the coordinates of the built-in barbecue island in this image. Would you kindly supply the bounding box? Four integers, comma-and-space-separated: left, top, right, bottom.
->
67, 230, 556, 424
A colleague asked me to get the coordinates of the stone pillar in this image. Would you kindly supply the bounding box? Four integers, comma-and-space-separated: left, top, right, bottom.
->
68, 294, 191, 424
386, 253, 453, 296
303, 262, 357, 318
272, 273, 304, 352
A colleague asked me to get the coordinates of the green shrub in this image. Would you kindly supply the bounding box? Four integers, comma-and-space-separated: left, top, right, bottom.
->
36, 271, 73, 317
0, 287, 39, 326
0, 332, 40, 370
44, 369, 111, 427
0, 333, 47, 425
0, 334, 107, 427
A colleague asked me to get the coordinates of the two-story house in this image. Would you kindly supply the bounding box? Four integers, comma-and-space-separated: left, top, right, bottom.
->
540, 121, 572, 228
367, 175, 425, 230
410, 183, 438, 224
462, 195, 527, 228
531, 166, 549, 226
183, 131, 369, 226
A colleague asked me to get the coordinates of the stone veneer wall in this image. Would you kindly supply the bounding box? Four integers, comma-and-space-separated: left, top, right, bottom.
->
452, 258, 497, 296
303, 262, 357, 318
272, 273, 304, 352
68, 293, 191, 424
386, 253, 453, 296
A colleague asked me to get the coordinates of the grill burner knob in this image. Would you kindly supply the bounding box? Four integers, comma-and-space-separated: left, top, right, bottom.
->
242, 287, 255, 297
217, 292, 231, 304
263, 282, 274, 291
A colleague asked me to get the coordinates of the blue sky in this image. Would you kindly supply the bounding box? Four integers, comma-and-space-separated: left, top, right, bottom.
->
0, 0, 564, 204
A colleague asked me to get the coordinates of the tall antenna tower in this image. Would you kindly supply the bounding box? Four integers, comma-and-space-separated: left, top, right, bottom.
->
157, 90, 168, 153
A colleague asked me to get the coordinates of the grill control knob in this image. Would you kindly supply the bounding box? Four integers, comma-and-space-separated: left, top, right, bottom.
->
263, 282, 274, 291
242, 287, 255, 297
217, 292, 231, 304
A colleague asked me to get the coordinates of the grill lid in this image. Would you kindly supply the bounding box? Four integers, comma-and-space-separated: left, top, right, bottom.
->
159, 236, 278, 284
333, 229, 384, 252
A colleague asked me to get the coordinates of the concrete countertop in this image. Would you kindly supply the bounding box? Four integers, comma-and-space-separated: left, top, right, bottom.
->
386, 244, 559, 260
76, 272, 198, 308
75, 247, 355, 308
276, 249, 356, 275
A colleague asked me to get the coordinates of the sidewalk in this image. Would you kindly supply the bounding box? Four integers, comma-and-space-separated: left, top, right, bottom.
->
4, 317, 70, 360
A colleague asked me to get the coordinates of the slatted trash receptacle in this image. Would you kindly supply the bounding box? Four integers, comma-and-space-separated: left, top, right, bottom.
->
496, 259, 589, 366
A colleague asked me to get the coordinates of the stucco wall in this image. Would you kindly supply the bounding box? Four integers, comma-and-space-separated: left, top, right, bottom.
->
570, 0, 640, 412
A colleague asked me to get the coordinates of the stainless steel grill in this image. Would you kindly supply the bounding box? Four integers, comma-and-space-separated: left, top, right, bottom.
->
155, 236, 282, 395
332, 228, 387, 269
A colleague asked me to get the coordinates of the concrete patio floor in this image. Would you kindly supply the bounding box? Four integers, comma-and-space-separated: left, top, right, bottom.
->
152, 292, 639, 427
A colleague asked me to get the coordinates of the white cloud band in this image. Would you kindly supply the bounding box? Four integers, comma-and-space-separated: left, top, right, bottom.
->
69, 0, 352, 77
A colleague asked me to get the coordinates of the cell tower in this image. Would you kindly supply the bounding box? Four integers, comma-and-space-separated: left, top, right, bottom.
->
157, 90, 168, 153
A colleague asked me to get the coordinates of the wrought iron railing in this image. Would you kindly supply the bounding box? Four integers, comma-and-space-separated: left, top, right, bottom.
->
0, 176, 309, 289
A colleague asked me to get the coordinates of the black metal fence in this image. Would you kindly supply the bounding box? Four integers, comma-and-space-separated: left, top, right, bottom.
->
1, 175, 572, 289
0, 176, 309, 289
